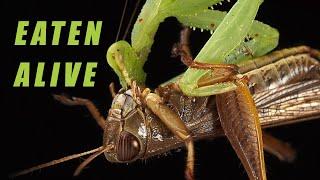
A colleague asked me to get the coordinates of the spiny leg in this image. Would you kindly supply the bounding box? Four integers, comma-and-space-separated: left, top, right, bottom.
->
192, 62, 240, 85
109, 82, 117, 98
53, 94, 105, 129
171, 26, 193, 66
263, 131, 296, 163
172, 26, 239, 71
141, 89, 195, 180
172, 26, 240, 86
238, 45, 320, 73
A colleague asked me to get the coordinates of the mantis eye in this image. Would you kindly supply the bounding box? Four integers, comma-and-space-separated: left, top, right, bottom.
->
117, 131, 140, 161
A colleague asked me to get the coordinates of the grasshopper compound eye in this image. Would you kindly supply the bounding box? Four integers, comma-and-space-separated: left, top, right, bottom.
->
117, 131, 141, 161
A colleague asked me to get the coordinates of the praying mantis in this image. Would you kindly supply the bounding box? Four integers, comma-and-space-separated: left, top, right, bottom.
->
10, 0, 320, 180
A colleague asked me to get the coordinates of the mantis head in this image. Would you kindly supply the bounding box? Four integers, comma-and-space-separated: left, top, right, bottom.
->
107, 41, 146, 88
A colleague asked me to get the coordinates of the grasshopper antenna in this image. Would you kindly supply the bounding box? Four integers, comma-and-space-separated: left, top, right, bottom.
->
115, 0, 129, 42
122, 0, 142, 40
73, 145, 111, 176
9, 145, 111, 178
109, 82, 117, 98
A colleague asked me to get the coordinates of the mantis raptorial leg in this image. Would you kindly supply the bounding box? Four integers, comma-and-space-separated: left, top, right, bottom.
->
108, 0, 279, 90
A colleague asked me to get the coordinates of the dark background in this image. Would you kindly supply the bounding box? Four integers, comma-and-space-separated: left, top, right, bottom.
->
2, 0, 320, 179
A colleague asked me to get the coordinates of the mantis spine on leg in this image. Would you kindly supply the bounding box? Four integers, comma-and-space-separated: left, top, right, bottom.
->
107, 0, 279, 90
178, 0, 266, 96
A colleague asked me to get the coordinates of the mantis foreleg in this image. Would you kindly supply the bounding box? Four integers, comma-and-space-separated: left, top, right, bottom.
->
179, 0, 264, 97
176, 10, 279, 64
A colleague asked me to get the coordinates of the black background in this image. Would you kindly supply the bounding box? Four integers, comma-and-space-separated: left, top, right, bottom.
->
3, 0, 320, 179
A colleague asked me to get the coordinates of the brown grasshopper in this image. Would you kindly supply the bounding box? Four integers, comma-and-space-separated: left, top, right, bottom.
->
10, 44, 320, 179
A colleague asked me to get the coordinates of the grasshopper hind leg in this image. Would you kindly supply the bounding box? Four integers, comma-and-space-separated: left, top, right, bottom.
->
174, 25, 268, 180
172, 26, 240, 86
171, 26, 193, 66
216, 78, 267, 180
263, 132, 296, 163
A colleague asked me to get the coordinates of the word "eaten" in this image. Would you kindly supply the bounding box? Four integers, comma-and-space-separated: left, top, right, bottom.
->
15, 21, 102, 45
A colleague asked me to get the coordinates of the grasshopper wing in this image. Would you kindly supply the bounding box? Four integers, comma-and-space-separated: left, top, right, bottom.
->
256, 80, 320, 127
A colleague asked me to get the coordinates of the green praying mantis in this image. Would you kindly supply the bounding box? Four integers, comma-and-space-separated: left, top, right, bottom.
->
107, 0, 279, 93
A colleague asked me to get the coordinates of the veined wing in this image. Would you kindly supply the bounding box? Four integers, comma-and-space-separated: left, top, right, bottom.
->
255, 80, 320, 127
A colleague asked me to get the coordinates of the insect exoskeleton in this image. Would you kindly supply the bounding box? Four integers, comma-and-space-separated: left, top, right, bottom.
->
103, 89, 147, 163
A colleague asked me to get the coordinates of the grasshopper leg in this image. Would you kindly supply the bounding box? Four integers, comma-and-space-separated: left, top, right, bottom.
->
175, 35, 268, 179
172, 26, 240, 86
109, 82, 117, 98
216, 77, 267, 180
53, 94, 106, 129
141, 89, 195, 180
171, 26, 193, 66
172, 26, 239, 73
263, 131, 296, 163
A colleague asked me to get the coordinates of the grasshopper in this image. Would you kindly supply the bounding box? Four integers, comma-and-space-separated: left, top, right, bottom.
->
11, 46, 320, 180
10, 0, 320, 180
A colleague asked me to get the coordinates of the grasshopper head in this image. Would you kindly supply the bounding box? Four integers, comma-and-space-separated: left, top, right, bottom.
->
104, 89, 147, 163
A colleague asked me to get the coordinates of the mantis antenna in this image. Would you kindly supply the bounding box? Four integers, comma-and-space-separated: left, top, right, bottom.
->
115, 0, 129, 42
122, 0, 142, 40
9, 145, 111, 178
